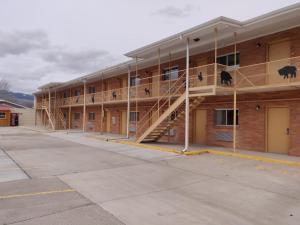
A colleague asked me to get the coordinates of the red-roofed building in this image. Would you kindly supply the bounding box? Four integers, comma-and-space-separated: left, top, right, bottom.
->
0, 104, 12, 126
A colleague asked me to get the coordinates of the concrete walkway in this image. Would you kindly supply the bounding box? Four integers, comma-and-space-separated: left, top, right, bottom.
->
1, 127, 300, 225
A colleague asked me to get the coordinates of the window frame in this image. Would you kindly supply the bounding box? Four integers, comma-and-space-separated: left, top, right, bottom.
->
162, 66, 179, 81
129, 111, 139, 122
130, 76, 141, 87
88, 86, 96, 94
74, 90, 81, 96
0, 112, 6, 119
217, 52, 240, 67
88, 112, 96, 121
214, 108, 239, 126
74, 112, 81, 120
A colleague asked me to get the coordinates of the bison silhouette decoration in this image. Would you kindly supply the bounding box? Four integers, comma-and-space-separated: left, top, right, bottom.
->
220, 71, 233, 86
278, 66, 297, 79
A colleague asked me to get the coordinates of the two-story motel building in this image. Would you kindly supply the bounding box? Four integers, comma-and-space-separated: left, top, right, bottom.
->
35, 4, 300, 156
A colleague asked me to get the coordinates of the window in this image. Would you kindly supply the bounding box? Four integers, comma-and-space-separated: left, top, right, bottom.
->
63, 112, 67, 120
217, 53, 240, 66
129, 112, 139, 122
74, 90, 81, 96
163, 66, 179, 80
215, 109, 239, 126
0, 112, 6, 119
88, 86, 96, 94
130, 76, 140, 86
88, 112, 95, 121
63, 92, 68, 98
74, 112, 81, 120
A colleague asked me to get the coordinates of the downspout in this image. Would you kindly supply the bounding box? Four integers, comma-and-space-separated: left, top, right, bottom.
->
183, 38, 190, 152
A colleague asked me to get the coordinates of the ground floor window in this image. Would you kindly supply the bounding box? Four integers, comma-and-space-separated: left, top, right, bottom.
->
130, 112, 139, 122
0, 112, 6, 119
215, 109, 239, 126
74, 112, 81, 120
88, 112, 95, 121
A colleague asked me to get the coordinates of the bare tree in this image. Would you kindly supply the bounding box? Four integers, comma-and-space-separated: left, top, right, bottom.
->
0, 79, 10, 91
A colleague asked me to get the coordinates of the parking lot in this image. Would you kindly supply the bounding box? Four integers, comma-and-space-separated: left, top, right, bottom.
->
0, 127, 300, 225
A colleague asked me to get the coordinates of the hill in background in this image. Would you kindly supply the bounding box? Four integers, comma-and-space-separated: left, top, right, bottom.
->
0, 90, 34, 108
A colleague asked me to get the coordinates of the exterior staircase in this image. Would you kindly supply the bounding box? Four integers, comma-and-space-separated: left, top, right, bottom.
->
136, 94, 205, 143
42, 105, 66, 130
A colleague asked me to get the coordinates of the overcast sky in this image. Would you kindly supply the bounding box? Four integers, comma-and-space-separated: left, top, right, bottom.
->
0, 0, 299, 93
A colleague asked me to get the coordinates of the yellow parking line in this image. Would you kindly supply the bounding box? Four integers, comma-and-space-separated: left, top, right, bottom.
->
0, 189, 75, 200
88, 135, 300, 167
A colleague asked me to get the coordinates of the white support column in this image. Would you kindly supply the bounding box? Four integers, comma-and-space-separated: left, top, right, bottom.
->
100, 75, 104, 134
127, 67, 131, 139
233, 32, 237, 152
214, 28, 218, 86
48, 89, 51, 114
83, 80, 87, 132
183, 38, 190, 152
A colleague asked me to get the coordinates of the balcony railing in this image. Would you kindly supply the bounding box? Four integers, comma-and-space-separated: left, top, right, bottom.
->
36, 56, 300, 108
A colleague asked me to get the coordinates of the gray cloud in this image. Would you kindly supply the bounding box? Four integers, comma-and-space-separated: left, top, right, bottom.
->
0, 30, 125, 93
152, 4, 195, 18
0, 30, 49, 57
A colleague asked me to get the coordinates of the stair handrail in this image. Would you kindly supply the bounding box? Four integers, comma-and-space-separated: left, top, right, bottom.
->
137, 78, 186, 137
137, 72, 186, 127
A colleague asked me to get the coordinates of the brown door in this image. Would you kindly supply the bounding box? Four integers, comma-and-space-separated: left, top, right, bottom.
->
268, 41, 291, 84
106, 111, 111, 133
121, 111, 127, 135
122, 77, 127, 100
267, 107, 289, 154
152, 71, 160, 97
194, 109, 207, 144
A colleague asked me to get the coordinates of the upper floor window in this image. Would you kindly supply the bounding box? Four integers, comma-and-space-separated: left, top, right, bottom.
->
215, 109, 239, 126
88, 86, 96, 94
63, 92, 68, 99
74, 90, 81, 96
217, 53, 240, 66
163, 66, 179, 81
130, 76, 140, 86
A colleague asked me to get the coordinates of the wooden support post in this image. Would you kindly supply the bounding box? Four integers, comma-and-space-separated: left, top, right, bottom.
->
214, 28, 218, 86
83, 80, 87, 132
68, 88, 71, 131
157, 48, 161, 116
135, 57, 138, 138
48, 88, 51, 128
101, 75, 104, 134
127, 67, 131, 138
54, 89, 57, 130
183, 38, 190, 152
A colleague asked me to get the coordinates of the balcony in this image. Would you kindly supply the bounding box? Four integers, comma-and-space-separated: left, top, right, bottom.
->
36, 56, 300, 109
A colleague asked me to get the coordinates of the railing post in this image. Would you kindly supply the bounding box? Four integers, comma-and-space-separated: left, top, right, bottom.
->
214, 27, 218, 86
127, 67, 131, 139
183, 38, 190, 152
82, 80, 86, 132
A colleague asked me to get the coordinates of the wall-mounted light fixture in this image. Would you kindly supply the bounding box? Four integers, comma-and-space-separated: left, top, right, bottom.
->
193, 37, 200, 42
256, 43, 262, 48
255, 104, 261, 111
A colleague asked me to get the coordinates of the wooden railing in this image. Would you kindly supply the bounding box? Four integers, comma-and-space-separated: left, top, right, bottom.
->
35, 56, 300, 108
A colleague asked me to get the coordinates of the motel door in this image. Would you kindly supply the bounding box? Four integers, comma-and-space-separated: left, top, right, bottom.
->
267, 107, 290, 154
121, 111, 127, 135
194, 109, 207, 144
106, 111, 111, 133
268, 41, 291, 84
152, 71, 160, 97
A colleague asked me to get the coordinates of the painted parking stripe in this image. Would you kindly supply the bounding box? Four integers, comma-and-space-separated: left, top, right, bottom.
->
0, 189, 75, 200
